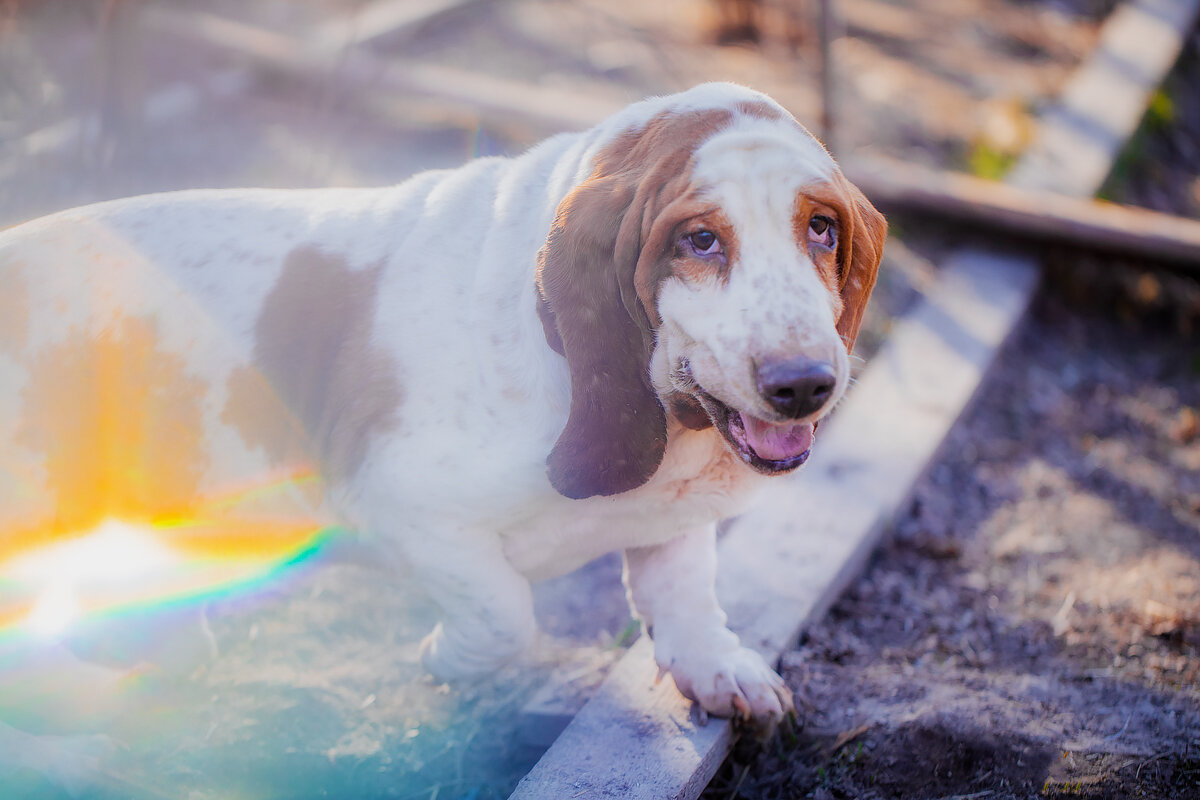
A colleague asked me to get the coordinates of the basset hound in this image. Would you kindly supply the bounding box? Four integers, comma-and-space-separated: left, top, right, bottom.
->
0, 83, 884, 725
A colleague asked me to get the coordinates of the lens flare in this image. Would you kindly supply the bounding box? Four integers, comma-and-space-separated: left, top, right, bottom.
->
24, 581, 79, 638
0, 480, 338, 643
0, 223, 343, 643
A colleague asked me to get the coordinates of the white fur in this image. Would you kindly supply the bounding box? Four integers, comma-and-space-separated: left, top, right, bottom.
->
0, 83, 859, 724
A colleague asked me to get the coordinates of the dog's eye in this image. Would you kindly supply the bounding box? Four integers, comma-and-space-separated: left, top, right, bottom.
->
687, 230, 722, 256
808, 215, 836, 249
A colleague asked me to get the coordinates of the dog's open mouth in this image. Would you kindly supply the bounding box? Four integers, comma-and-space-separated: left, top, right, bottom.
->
676, 360, 816, 473
728, 411, 813, 469
697, 392, 814, 473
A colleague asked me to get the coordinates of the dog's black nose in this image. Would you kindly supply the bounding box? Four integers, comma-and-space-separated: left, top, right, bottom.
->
756, 357, 837, 419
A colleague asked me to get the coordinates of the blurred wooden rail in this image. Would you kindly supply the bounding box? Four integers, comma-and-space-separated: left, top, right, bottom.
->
14, 0, 1195, 277
846, 157, 1200, 271
138, 5, 619, 137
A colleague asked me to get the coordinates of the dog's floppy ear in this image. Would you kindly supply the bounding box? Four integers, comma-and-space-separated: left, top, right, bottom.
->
834, 175, 887, 354
535, 169, 667, 500
536, 109, 734, 499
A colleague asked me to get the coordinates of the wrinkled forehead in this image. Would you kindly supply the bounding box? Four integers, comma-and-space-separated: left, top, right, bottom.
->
690, 120, 836, 208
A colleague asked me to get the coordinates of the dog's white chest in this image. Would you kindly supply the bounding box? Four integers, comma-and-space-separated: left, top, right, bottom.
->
498, 427, 767, 581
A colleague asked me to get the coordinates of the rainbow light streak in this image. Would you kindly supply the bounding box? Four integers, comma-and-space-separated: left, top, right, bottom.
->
0, 471, 340, 643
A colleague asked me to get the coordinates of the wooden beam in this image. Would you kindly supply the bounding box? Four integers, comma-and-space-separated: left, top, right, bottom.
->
0, 69, 251, 185
138, 6, 622, 136
307, 0, 487, 52
846, 157, 1200, 269
817, 0, 839, 153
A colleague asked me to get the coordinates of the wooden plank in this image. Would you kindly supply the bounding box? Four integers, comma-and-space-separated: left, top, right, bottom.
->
307, 0, 487, 52
1007, 0, 1200, 197
844, 156, 1200, 269
512, 251, 1041, 800
4, 0, 485, 173
513, 638, 734, 800
0, 69, 251, 183
138, 7, 623, 136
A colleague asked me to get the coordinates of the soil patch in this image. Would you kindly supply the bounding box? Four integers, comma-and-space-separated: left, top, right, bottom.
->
706, 294, 1200, 799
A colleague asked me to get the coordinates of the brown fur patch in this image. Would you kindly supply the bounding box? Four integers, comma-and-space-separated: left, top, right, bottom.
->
221, 365, 309, 469
222, 245, 403, 482
792, 196, 843, 295
669, 392, 712, 430
833, 173, 888, 352
0, 262, 29, 356
798, 178, 888, 353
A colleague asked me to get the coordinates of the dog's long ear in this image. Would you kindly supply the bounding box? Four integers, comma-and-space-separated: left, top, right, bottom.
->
834, 175, 887, 354
537, 109, 734, 499
536, 169, 667, 500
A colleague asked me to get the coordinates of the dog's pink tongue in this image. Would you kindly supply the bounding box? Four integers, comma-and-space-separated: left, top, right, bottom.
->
742, 416, 813, 461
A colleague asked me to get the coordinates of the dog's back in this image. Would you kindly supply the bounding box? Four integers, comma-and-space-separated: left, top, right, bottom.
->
0, 141, 577, 525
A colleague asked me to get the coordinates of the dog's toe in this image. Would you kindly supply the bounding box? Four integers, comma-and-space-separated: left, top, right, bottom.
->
666, 644, 793, 726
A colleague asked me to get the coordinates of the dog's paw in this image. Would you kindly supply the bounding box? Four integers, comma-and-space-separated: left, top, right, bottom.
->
661, 640, 793, 726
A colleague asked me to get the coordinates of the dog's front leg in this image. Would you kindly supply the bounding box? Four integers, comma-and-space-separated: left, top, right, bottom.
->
404, 526, 537, 683
623, 524, 793, 724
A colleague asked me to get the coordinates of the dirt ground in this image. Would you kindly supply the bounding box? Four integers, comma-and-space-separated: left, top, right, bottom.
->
1, 1, 1195, 799
706, 287, 1200, 800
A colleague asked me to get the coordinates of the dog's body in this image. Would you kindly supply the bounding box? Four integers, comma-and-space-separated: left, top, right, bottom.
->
0, 83, 884, 723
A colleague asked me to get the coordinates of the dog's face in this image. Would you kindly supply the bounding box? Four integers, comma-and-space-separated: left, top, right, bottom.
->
652, 123, 884, 475
537, 104, 886, 499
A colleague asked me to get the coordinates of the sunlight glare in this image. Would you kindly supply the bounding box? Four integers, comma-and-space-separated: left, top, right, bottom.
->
3, 518, 183, 637
24, 581, 79, 638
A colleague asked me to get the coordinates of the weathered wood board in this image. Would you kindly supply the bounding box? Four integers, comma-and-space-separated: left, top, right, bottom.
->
846, 156, 1200, 269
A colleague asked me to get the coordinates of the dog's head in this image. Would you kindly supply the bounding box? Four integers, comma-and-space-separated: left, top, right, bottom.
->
536, 86, 886, 499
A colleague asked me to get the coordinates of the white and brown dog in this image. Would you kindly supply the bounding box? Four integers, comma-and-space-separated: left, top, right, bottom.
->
0, 83, 884, 725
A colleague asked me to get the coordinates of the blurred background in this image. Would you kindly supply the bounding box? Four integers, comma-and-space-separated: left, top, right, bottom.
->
1, 1, 1198, 798
0, 0, 1147, 219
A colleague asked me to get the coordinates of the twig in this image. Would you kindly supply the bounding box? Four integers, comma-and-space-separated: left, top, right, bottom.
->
726, 763, 750, 800
933, 791, 993, 800
820, 722, 871, 758
1104, 711, 1133, 740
